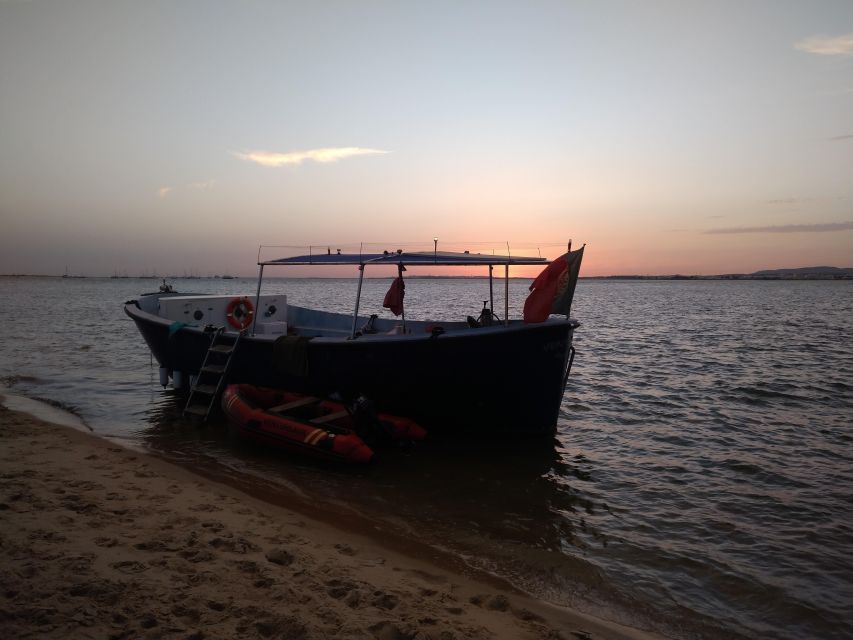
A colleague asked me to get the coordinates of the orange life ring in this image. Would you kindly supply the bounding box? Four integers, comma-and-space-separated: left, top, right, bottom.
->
225, 296, 254, 330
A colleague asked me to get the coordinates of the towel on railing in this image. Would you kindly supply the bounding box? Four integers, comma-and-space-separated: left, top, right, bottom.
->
273, 336, 313, 377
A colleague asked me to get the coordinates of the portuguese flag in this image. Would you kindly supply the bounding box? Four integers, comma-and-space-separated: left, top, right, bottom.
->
523, 245, 584, 323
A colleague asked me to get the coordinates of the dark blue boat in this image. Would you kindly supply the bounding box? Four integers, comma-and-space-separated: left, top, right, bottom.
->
124, 247, 583, 437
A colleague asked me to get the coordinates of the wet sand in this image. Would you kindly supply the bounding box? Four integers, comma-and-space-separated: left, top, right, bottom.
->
0, 401, 661, 640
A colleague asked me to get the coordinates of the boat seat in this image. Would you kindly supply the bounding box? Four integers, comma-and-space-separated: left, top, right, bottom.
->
310, 410, 349, 424
268, 396, 320, 413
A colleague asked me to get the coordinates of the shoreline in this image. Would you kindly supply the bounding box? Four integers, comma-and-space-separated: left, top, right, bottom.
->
3, 273, 852, 281
0, 399, 662, 640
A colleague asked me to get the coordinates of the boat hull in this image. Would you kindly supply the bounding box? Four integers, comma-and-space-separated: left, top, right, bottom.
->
125, 303, 575, 437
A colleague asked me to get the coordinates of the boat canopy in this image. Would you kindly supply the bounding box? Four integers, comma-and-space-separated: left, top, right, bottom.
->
252, 243, 571, 337
261, 250, 547, 267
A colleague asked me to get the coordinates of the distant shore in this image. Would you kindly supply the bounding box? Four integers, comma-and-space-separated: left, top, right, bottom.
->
2, 268, 852, 281
0, 399, 659, 640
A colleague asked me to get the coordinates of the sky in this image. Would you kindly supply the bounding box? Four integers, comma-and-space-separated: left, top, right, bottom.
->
1, 0, 851, 277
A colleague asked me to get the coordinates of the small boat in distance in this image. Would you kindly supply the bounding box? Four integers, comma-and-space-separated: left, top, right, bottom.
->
124, 243, 584, 437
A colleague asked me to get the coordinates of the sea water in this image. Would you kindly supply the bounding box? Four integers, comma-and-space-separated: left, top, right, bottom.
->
1, 275, 851, 639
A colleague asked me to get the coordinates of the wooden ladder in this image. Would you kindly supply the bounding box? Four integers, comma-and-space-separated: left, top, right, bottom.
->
183, 328, 243, 422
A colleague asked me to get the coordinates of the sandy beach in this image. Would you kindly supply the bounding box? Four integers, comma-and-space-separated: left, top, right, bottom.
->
0, 400, 660, 640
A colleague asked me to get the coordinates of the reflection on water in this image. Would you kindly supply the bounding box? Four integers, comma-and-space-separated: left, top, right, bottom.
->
1, 276, 852, 640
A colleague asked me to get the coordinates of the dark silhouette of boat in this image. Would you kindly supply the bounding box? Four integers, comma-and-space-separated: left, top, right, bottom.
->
124, 247, 583, 437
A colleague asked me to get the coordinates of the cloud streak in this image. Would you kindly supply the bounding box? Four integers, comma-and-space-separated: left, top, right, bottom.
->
795, 33, 853, 55
766, 196, 847, 205
234, 147, 389, 167
828, 134, 853, 141
187, 179, 216, 190
705, 221, 853, 234
156, 180, 215, 198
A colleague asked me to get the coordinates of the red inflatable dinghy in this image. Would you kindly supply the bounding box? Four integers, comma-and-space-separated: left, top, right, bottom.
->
221, 385, 426, 464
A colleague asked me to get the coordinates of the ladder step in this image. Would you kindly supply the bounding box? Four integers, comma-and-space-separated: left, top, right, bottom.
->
200, 364, 226, 374
208, 344, 234, 354
192, 384, 218, 395
184, 328, 242, 423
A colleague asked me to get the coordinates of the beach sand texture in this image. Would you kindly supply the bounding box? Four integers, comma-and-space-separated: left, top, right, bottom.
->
0, 402, 658, 640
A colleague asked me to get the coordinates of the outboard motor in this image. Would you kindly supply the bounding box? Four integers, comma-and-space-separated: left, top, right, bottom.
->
349, 395, 393, 445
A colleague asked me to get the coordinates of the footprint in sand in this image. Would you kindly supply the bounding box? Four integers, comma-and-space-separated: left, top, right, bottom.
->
334, 543, 357, 556
265, 548, 294, 566
469, 593, 511, 612
67, 480, 104, 491
370, 591, 400, 610
208, 536, 259, 553
110, 560, 148, 574
189, 503, 223, 512
93, 537, 119, 547
325, 579, 361, 602
200, 520, 225, 532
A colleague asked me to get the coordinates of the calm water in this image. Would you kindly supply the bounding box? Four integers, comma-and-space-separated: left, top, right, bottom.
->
1, 276, 851, 639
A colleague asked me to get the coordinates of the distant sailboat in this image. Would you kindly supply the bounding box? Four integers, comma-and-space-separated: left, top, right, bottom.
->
62, 265, 85, 279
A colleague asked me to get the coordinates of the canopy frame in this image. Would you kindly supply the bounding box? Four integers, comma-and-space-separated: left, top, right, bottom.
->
251, 248, 551, 337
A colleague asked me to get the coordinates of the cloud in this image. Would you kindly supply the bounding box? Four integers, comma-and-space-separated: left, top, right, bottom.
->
234, 147, 389, 167
767, 197, 810, 205
828, 134, 853, 141
795, 33, 853, 55
705, 221, 853, 234
156, 181, 215, 198
187, 179, 215, 190
766, 196, 847, 205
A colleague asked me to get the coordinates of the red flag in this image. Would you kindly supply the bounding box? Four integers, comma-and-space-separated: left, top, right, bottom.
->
523, 246, 584, 323
383, 276, 405, 316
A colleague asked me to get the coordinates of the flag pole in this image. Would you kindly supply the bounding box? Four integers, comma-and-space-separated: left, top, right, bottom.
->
398, 263, 406, 333
489, 264, 494, 318
504, 242, 510, 326
566, 239, 572, 320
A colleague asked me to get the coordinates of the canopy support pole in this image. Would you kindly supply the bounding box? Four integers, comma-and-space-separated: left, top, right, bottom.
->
504, 263, 509, 326
251, 264, 264, 336
489, 265, 494, 316
351, 264, 365, 338
398, 263, 407, 333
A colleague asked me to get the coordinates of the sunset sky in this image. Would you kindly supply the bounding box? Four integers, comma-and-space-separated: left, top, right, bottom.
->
1, 0, 851, 277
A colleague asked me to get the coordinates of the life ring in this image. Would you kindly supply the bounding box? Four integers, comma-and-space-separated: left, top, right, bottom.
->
225, 296, 254, 330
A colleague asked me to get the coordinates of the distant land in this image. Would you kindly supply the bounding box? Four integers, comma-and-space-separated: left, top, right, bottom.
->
588, 266, 853, 280
1, 266, 852, 280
